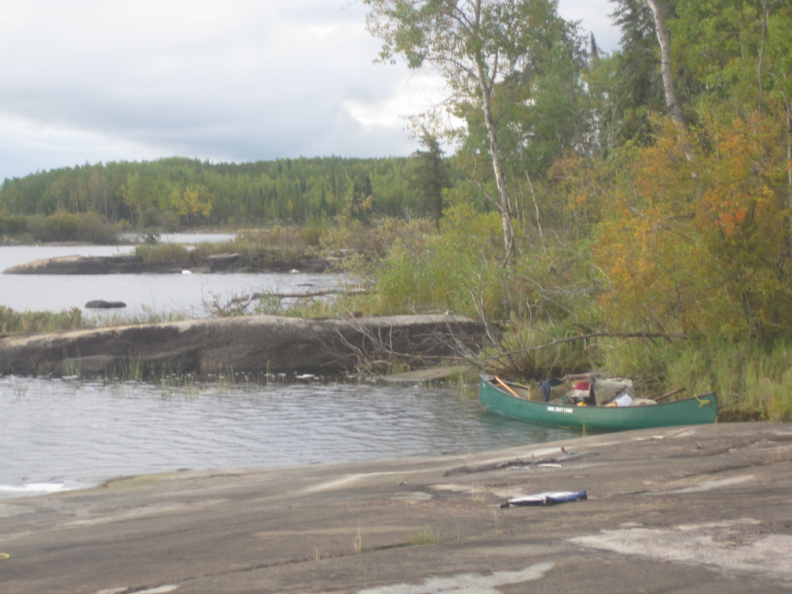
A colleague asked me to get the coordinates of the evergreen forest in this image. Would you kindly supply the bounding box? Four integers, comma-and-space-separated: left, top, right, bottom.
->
0, 156, 438, 230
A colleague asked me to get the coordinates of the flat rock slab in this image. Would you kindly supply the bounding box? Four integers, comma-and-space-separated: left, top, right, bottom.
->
1, 422, 790, 593
0, 314, 484, 377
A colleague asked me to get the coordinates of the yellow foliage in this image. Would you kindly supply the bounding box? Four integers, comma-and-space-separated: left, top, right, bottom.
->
174, 185, 212, 219
594, 110, 792, 343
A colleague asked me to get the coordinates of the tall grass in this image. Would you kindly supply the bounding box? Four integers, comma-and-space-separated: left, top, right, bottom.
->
0, 306, 89, 335
408, 527, 441, 546
700, 342, 792, 422
98, 306, 188, 326
135, 243, 192, 263
0, 305, 191, 337
600, 338, 792, 421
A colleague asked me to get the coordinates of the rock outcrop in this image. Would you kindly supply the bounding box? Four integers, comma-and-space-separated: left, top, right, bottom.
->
0, 314, 484, 378
84, 300, 127, 309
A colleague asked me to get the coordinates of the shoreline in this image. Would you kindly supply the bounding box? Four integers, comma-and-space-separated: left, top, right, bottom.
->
2, 422, 791, 592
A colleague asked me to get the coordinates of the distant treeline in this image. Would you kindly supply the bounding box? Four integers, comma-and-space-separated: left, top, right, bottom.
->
0, 156, 453, 229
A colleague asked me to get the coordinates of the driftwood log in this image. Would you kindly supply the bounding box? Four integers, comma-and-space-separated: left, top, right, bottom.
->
205, 288, 370, 316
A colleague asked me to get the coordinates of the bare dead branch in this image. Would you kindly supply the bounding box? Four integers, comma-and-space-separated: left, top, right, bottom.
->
206, 288, 370, 317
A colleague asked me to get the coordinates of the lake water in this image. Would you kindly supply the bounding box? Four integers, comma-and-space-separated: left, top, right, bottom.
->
0, 242, 343, 319
0, 376, 578, 499
0, 239, 580, 499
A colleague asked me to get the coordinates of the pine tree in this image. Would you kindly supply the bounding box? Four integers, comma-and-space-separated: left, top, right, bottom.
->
412, 132, 451, 227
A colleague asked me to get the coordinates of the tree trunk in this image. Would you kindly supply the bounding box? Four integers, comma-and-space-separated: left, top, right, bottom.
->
786, 105, 792, 195
476, 59, 515, 259
646, 0, 684, 127
758, 0, 768, 104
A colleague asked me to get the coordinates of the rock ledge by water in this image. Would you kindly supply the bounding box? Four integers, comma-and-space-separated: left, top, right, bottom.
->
0, 314, 484, 378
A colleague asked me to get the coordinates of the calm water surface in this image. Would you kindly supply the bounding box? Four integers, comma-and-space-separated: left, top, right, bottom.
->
0, 242, 343, 318
0, 240, 580, 499
0, 377, 579, 498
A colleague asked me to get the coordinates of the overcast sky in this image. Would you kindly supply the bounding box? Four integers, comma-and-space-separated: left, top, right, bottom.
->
0, 0, 620, 182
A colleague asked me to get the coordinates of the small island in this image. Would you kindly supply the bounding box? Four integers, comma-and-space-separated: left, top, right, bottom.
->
4, 252, 330, 275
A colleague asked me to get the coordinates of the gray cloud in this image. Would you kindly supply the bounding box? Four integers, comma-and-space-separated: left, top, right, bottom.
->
0, 0, 618, 181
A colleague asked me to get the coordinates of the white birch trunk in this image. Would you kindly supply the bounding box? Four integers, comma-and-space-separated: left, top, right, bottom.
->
646, 0, 684, 127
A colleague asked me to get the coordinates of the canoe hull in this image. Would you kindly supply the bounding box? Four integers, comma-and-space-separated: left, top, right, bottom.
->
479, 376, 717, 431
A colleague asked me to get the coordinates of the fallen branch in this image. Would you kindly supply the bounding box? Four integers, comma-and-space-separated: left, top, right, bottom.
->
320, 316, 482, 372
256, 288, 369, 300
444, 451, 599, 476
209, 288, 370, 316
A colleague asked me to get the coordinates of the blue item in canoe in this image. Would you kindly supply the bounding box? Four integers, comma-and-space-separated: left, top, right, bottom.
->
539, 377, 566, 402
502, 490, 588, 508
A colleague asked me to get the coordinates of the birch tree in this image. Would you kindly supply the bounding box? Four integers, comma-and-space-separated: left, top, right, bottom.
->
363, 0, 576, 258
645, 0, 684, 127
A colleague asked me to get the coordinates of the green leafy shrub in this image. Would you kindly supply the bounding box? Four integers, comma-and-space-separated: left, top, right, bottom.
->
26, 212, 118, 244
373, 204, 506, 317
0, 214, 28, 237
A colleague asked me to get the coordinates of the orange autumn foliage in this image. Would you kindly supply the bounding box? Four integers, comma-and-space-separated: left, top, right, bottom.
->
593, 111, 791, 343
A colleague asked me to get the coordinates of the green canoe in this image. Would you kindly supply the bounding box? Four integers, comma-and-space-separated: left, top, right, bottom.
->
479, 375, 718, 431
